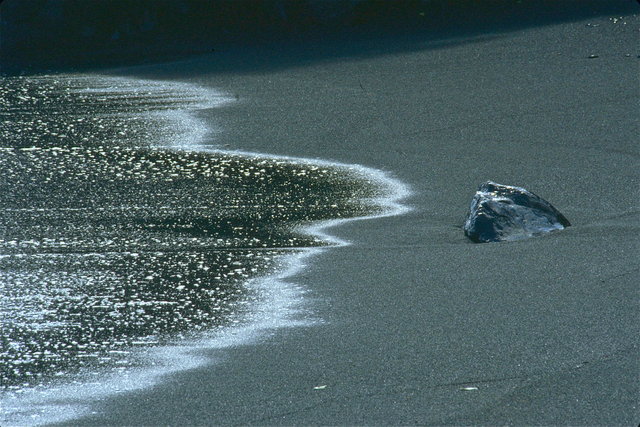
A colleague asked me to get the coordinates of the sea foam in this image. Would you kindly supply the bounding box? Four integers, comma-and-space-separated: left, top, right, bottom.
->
0, 74, 410, 425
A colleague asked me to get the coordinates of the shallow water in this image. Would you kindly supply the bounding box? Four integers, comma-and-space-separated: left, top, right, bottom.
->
0, 74, 387, 402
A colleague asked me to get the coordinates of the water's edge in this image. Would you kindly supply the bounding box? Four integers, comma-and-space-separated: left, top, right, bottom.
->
0, 74, 410, 425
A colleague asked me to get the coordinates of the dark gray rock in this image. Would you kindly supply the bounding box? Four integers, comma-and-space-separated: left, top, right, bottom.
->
463, 181, 570, 243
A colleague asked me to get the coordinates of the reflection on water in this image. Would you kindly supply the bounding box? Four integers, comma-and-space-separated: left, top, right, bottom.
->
0, 75, 383, 391
0, 75, 207, 149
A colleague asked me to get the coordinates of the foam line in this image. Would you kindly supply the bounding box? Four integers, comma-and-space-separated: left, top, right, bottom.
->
0, 75, 411, 426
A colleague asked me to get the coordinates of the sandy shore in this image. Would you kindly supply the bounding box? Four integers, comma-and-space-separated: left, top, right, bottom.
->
63, 9, 638, 426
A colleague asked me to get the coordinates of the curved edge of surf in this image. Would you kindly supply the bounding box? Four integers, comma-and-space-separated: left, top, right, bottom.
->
0, 75, 412, 426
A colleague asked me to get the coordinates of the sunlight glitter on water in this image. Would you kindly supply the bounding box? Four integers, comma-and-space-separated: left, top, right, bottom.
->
0, 73, 410, 425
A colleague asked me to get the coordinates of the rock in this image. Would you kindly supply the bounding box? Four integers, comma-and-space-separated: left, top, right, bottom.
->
463, 181, 570, 243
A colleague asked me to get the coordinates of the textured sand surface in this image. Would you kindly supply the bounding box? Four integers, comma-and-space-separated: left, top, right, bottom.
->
63, 8, 638, 426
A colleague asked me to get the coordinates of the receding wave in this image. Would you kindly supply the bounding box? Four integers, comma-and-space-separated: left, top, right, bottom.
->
0, 74, 408, 424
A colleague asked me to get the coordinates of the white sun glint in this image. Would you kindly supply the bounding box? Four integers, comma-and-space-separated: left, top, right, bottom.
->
0, 74, 410, 426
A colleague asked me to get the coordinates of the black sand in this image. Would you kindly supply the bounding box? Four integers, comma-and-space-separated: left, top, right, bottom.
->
60, 7, 638, 426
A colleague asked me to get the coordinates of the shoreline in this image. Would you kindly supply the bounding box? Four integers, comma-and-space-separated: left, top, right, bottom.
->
0, 74, 412, 426
49, 7, 639, 426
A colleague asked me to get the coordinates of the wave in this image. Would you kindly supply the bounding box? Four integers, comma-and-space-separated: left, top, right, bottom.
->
0, 74, 410, 424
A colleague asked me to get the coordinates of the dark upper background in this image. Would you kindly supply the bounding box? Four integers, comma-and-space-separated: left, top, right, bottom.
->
1, 0, 638, 75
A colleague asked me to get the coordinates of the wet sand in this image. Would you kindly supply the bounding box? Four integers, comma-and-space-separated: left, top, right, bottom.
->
65, 9, 638, 426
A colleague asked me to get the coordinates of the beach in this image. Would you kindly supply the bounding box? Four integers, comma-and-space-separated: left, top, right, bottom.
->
28, 4, 640, 426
